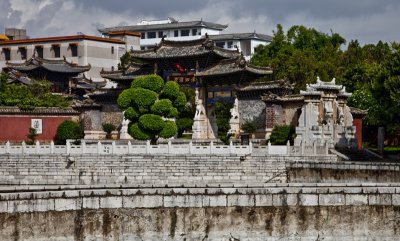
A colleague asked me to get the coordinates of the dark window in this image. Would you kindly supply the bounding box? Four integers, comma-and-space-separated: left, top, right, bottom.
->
158, 31, 163, 38
216, 42, 225, 48
3, 48, 11, 61
141, 32, 145, 39
52, 45, 60, 58
227, 41, 233, 49
19, 47, 27, 60
192, 29, 197, 36
111, 46, 114, 54
174, 30, 179, 37
147, 32, 156, 39
111, 66, 114, 71
35, 46, 43, 58
140, 46, 145, 50
181, 29, 190, 36
70, 44, 78, 57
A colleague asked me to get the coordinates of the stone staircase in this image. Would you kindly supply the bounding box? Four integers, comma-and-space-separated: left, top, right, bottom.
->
336, 148, 383, 162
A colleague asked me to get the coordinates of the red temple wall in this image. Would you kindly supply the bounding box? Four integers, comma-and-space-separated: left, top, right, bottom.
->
0, 115, 76, 142
353, 117, 363, 149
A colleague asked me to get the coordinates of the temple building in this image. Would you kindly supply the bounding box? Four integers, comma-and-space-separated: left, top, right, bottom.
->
3, 55, 105, 95
95, 36, 274, 139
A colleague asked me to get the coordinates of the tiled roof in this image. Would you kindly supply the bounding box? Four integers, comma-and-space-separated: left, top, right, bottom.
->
99, 20, 228, 33
0, 34, 125, 45
100, 62, 153, 81
72, 75, 107, 90
130, 37, 241, 59
349, 107, 367, 117
209, 32, 273, 42
239, 79, 293, 91
196, 56, 272, 77
6, 56, 90, 74
0, 107, 79, 115
262, 94, 304, 102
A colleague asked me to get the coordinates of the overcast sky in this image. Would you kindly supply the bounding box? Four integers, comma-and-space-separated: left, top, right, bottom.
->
1, 0, 399, 45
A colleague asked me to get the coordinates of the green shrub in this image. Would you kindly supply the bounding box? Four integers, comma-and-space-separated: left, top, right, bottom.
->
151, 99, 173, 116
27, 127, 38, 145
56, 120, 82, 143
117, 89, 135, 109
241, 121, 257, 134
132, 88, 157, 107
162, 81, 180, 100
139, 114, 165, 133
176, 117, 194, 137
167, 107, 178, 118
159, 121, 177, 138
131, 74, 164, 92
215, 101, 233, 144
124, 107, 140, 121
128, 123, 152, 140
270, 125, 295, 145
102, 123, 116, 135
173, 92, 187, 110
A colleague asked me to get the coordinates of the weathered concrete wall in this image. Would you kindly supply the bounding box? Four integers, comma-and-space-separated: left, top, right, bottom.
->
0, 186, 399, 240
287, 160, 400, 183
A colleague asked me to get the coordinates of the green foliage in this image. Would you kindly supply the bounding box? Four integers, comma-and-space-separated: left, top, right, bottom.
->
0, 78, 70, 109
161, 81, 180, 100
214, 101, 233, 144
128, 123, 152, 140
118, 52, 131, 72
159, 121, 177, 138
176, 117, 194, 137
269, 125, 295, 145
139, 114, 165, 133
124, 107, 140, 121
151, 99, 173, 116
118, 75, 188, 144
56, 120, 82, 143
102, 123, 116, 135
241, 121, 257, 134
117, 89, 134, 109
131, 74, 164, 93
132, 88, 157, 108
27, 127, 38, 145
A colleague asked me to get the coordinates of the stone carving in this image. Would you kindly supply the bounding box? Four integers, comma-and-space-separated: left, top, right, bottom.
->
295, 77, 357, 149
119, 111, 133, 139
192, 88, 216, 139
228, 98, 240, 137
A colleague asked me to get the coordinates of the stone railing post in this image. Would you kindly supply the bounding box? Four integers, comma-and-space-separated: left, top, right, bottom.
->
249, 141, 253, 155
210, 141, 214, 154
325, 140, 329, 155
97, 141, 102, 154
286, 140, 290, 156
189, 141, 193, 154
66, 141, 71, 155
22, 141, 26, 155
128, 141, 132, 154
313, 140, 317, 155
267, 141, 271, 155
112, 141, 116, 155
6, 141, 10, 154
301, 140, 305, 155
81, 140, 86, 154
50, 141, 55, 154
168, 140, 172, 154
146, 140, 150, 154
229, 141, 233, 155
35, 141, 40, 154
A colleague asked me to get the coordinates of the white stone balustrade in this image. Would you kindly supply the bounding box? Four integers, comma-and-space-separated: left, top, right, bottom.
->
0, 140, 331, 156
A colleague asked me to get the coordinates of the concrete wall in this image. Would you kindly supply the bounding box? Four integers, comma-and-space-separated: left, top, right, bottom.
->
0, 186, 399, 240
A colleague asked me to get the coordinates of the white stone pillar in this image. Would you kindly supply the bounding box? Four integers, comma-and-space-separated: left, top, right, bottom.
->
6, 141, 10, 154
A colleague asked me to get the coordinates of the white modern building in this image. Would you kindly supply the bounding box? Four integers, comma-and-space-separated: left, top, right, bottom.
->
99, 18, 272, 60
0, 31, 141, 82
